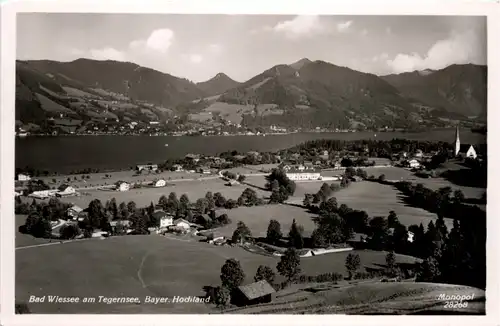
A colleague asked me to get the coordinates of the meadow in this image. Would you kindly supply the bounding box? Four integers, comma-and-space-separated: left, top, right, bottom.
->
15, 234, 421, 314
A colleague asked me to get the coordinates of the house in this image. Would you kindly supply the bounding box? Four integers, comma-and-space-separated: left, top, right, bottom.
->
195, 214, 212, 226
110, 220, 131, 232
232, 280, 276, 306
115, 181, 130, 192
414, 149, 424, 158
67, 205, 83, 219
185, 154, 200, 163
173, 164, 184, 172
197, 166, 211, 174
286, 168, 322, 181
152, 211, 174, 229
153, 179, 166, 188
136, 164, 158, 173
56, 184, 76, 197
403, 159, 421, 169
172, 218, 191, 230
17, 173, 31, 181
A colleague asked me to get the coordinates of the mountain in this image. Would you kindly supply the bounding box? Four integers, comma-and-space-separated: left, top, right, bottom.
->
196, 73, 240, 97
381, 64, 487, 119
217, 60, 418, 129
19, 58, 205, 107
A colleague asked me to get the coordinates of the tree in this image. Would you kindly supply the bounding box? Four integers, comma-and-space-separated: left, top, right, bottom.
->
225, 199, 238, 209
196, 198, 208, 214
205, 192, 216, 211
109, 198, 118, 220
60, 224, 81, 240
31, 217, 52, 238
254, 265, 276, 284
167, 192, 179, 214
214, 192, 227, 208
15, 302, 31, 314
134, 210, 149, 234
311, 228, 328, 248
453, 190, 465, 204
317, 183, 332, 202
345, 253, 361, 279
24, 212, 40, 235
88, 199, 105, 229
232, 221, 252, 244
368, 216, 389, 250
266, 220, 282, 245
277, 247, 301, 282
387, 211, 399, 228
220, 258, 245, 291
147, 202, 155, 216
239, 188, 259, 206
265, 168, 296, 196
237, 175, 246, 183
179, 194, 190, 216
303, 194, 313, 207
417, 256, 440, 282
288, 219, 304, 249
127, 201, 137, 214
213, 286, 231, 308
159, 195, 168, 210
378, 174, 386, 182
385, 251, 397, 276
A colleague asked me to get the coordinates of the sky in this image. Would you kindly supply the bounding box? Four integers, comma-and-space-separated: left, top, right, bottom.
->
17, 14, 486, 83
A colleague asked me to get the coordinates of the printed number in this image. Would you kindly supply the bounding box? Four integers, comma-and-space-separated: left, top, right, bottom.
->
444, 301, 468, 309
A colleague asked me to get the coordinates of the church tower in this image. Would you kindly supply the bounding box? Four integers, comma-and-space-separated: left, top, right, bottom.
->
454, 125, 460, 156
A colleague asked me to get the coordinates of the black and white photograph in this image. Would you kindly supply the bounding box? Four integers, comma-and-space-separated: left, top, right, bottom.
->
1, 0, 498, 324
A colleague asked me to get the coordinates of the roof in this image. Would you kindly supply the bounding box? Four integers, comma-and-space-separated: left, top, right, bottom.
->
152, 211, 171, 220
185, 154, 200, 159
286, 169, 321, 174
173, 218, 191, 225
58, 184, 71, 191
197, 214, 212, 222
68, 205, 83, 213
237, 280, 275, 300
110, 220, 131, 226
116, 180, 129, 185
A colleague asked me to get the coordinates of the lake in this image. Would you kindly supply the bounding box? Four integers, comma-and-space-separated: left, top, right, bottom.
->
15, 130, 486, 173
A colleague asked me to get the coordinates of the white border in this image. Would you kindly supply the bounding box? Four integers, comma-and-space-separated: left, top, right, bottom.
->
1, 1, 499, 326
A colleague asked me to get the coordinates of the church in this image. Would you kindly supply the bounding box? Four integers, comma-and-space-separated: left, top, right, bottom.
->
454, 126, 477, 159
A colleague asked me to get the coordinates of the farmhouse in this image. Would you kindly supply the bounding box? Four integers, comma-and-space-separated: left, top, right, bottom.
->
56, 184, 76, 197
110, 220, 131, 233
286, 168, 322, 181
136, 164, 158, 173
233, 280, 276, 306
67, 205, 83, 219
403, 159, 421, 169
17, 173, 31, 181
152, 211, 174, 229
153, 179, 166, 188
115, 181, 130, 192
197, 166, 211, 174
172, 218, 191, 231
173, 164, 184, 172
185, 154, 200, 163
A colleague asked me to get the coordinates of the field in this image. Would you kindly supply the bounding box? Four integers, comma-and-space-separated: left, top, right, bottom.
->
15, 234, 422, 313
213, 204, 317, 238
57, 177, 269, 208
35, 93, 73, 113
228, 282, 485, 314
62, 86, 98, 98
333, 182, 454, 230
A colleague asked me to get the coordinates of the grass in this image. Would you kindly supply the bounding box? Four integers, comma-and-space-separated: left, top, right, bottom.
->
228, 282, 485, 314
203, 102, 254, 124
214, 204, 317, 238
35, 93, 73, 114
333, 182, 454, 230
57, 177, 269, 209
62, 86, 98, 98
15, 233, 422, 313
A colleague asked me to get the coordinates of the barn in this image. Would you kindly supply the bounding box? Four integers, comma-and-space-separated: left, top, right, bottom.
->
232, 280, 276, 306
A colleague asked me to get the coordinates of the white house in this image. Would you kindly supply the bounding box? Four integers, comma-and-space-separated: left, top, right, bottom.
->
408, 159, 421, 169
17, 173, 31, 181
116, 181, 130, 192
160, 215, 174, 229
286, 168, 322, 181
414, 149, 424, 158
173, 218, 191, 230
56, 184, 76, 197
407, 231, 415, 243
153, 179, 166, 188
173, 164, 184, 172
